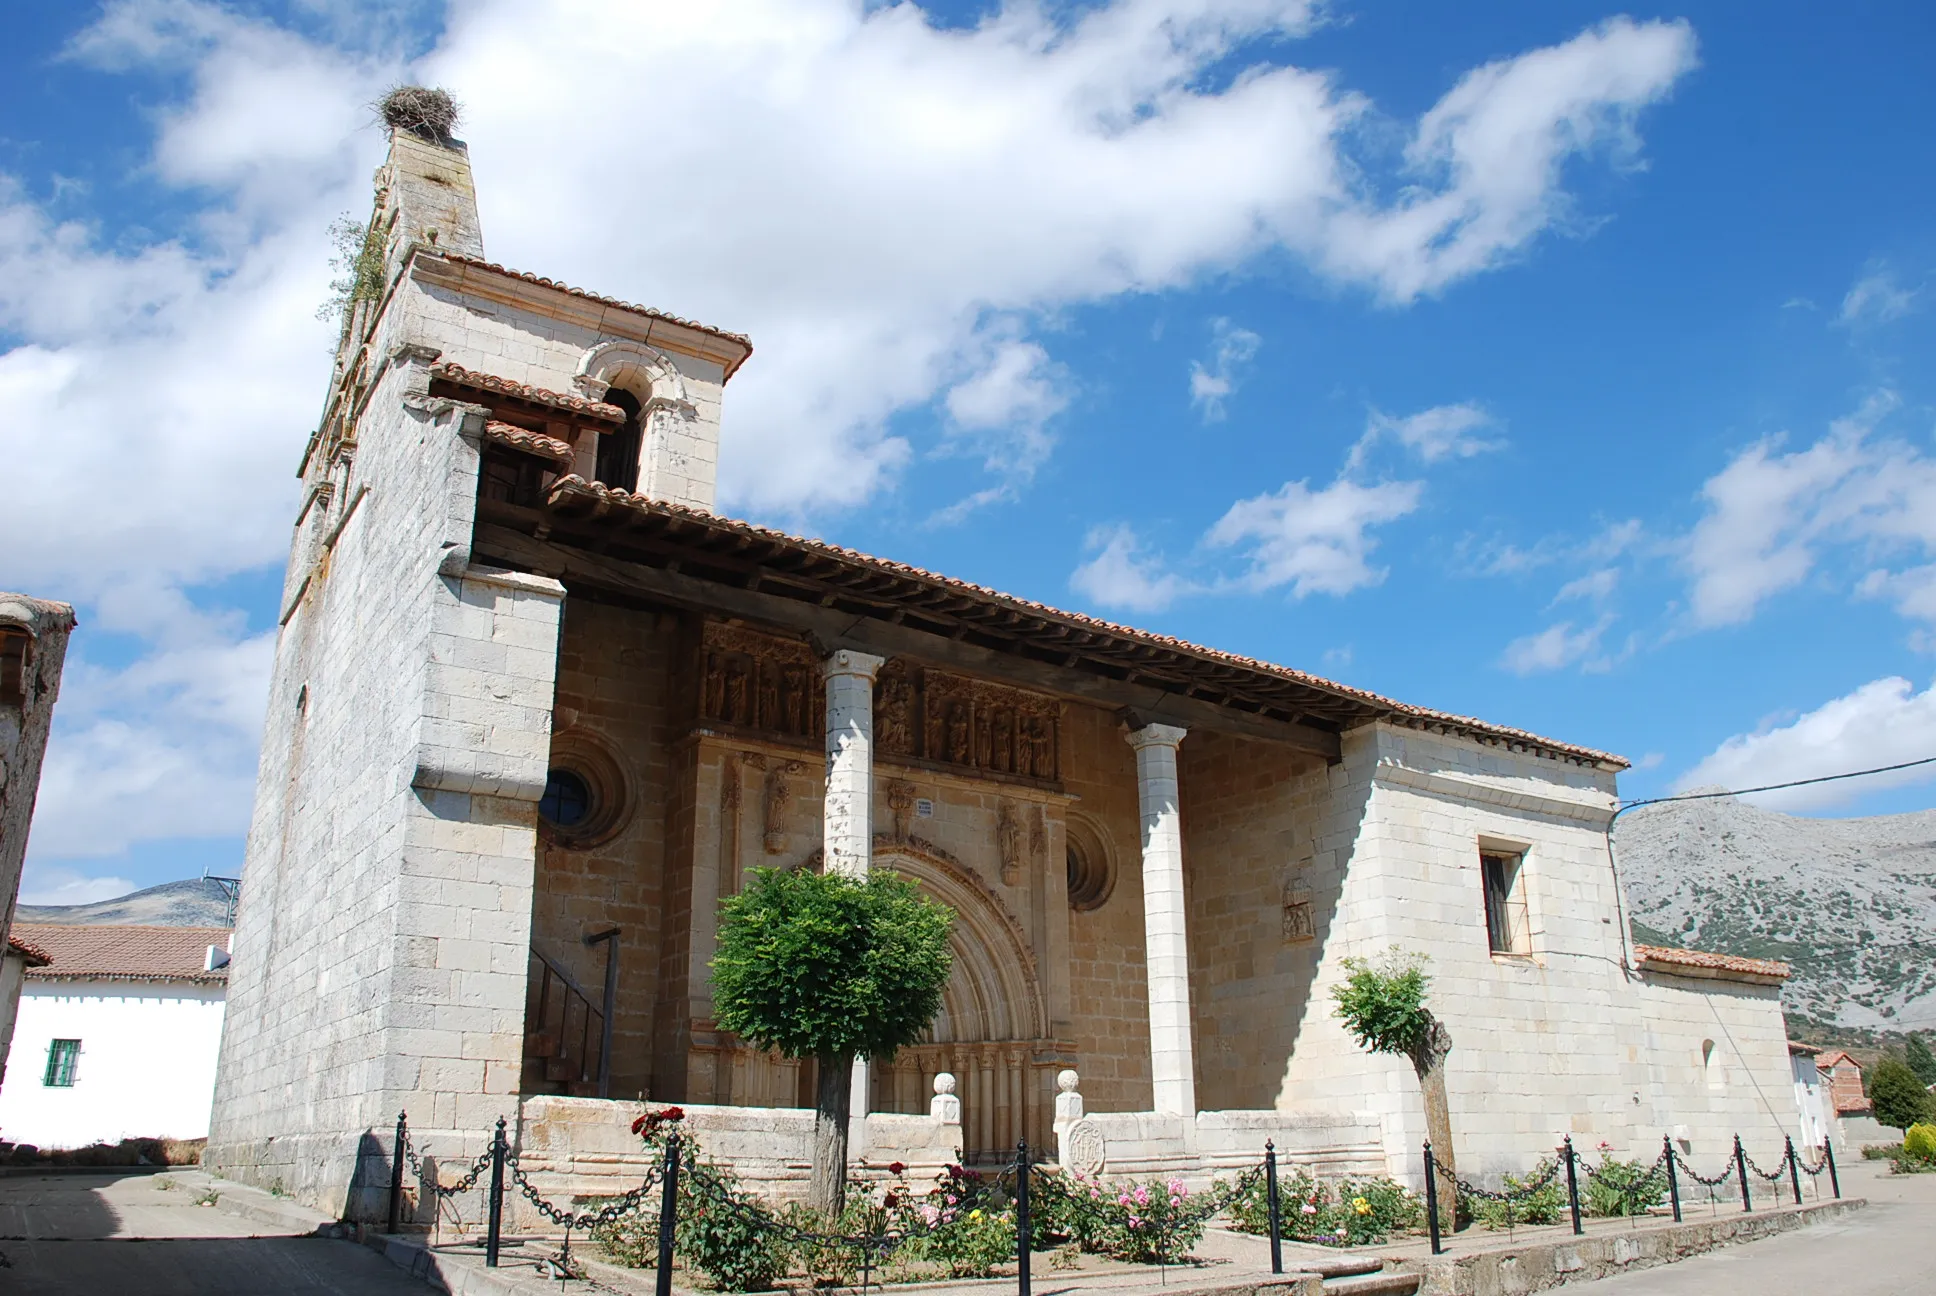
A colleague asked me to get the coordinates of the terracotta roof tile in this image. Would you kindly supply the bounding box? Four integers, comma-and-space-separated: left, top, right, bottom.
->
7, 934, 51, 966
484, 421, 575, 465
545, 477, 1626, 767
12, 923, 231, 984
430, 362, 626, 423
1633, 943, 1790, 982
432, 255, 753, 377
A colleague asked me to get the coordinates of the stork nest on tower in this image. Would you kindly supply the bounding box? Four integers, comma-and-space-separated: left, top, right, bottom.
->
377, 85, 461, 142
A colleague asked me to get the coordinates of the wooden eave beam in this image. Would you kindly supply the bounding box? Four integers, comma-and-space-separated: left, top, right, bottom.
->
477, 522, 1343, 761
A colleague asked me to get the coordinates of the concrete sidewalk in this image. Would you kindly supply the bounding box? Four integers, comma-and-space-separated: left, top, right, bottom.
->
0, 1168, 429, 1296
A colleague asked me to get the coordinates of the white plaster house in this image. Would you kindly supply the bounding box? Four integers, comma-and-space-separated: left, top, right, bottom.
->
208, 118, 1806, 1225
0, 924, 230, 1149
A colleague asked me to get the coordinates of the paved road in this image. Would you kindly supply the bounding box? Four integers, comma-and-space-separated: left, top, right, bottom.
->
1579, 1158, 1935, 1296
0, 1170, 427, 1296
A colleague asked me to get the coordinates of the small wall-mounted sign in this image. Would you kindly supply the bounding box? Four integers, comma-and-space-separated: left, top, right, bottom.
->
914, 798, 936, 819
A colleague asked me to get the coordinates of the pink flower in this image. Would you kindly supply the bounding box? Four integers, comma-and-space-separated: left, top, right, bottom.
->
920, 1205, 940, 1225
1128, 1215, 1142, 1228
1169, 1195, 1181, 1207
945, 1194, 957, 1205
1301, 1204, 1318, 1216
1167, 1179, 1187, 1197
1134, 1186, 1151, 1206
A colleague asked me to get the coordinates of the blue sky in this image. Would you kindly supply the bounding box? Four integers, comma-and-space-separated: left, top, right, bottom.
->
4, 0, 1935, 904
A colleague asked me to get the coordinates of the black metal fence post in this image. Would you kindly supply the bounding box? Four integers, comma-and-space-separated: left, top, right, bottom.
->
485, 1116, 507, 1267
1423, 1142, 1442, 1256
1663, 1135, 1681, 1223
1734, 1136, 1751, 1213
1015, 1140, 1031, 1296
1264, 1140, 1283, 1275
388, 1111, 407, 1234
1562, 1136, 1583, 1235
655, 1133, 680, 1296
1784, 1137, 1802, 1207
1824, 1140, 1840, 1199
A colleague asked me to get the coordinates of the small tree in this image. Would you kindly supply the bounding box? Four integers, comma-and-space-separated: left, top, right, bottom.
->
1332, 948, 1456, 1230
711, 866, 953, 1215
1904, 1034, 1936, 1088
1870, 1056, 1936, 1131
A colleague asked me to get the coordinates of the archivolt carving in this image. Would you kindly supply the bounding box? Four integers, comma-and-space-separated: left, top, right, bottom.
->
572, 338, 693, 408
800, 834, 1047, 1042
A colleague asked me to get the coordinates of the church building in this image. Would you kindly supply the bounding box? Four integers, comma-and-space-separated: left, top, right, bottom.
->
207, 115, 1800, 1221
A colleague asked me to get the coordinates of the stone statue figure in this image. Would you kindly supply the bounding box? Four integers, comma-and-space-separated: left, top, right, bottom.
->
946, 703, 970, 764
930, 1072, 961, 1125
997, 802, 1024, 885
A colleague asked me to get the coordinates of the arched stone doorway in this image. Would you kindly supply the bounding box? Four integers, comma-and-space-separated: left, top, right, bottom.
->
867, 840, 1062, 1165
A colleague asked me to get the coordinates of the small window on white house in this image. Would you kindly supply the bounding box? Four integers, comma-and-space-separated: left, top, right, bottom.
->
43, 1039, 80, 1087
1481, 851, 1532, 955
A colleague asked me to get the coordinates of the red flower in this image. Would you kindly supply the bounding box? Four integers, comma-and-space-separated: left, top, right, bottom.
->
661, 1106, 686, 1122
883, 1193, 899, 1209
887, 1161, 907, 1176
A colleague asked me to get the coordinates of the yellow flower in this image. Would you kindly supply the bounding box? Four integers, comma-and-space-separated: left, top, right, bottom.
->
1352, 1197, 1372, 1215
969, 1209, 983, 1221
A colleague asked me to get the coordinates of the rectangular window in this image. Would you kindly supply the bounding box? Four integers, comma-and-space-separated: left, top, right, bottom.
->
43, 1039, 80, 1087
1481, 852, 1531, 955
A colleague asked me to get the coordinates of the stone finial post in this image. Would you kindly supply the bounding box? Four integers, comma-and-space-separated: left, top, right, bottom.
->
1052, 1069, 1084, 1164
930, 1072, 962, 1125
1125, 722, 1196, 1117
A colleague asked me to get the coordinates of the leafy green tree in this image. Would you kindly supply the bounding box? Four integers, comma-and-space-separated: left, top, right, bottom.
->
1332, 948, 1456, 1230
1904, 1034, 1936, 1088
1869, 1056, 1936, 1131
711, 866, 954, 1214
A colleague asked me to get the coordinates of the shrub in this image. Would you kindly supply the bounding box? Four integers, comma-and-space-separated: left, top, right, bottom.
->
924, 1204, 1015, 1277
1583, 1147, 1666, 1218
1217, 1168, 1420, 1246
679, 1167, 789, 1291
1903, 1123, 1936, 1162
1027, 1169, 1116, 1252
1470, 1160, 1568, 1230
1098, 1178, 1211, 1264
1862, 1143, 1902, 1160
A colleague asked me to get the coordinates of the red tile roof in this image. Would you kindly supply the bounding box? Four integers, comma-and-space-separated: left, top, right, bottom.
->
541, 476, 1629, 768
1633, 943, 1789, 983
430, 363, 626, 423
484, 421, 575, 465
1813, 1050, 1858, 1071
12, 924, 231, 984
7, 934, 51, 966
431, 255, 754, 378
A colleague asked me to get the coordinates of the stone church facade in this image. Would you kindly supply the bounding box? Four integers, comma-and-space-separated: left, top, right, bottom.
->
207, 123, 1799, 1221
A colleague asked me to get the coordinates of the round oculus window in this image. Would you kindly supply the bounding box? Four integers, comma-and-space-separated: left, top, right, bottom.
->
539, 768, 593, 829
1067, 841, 1112, 912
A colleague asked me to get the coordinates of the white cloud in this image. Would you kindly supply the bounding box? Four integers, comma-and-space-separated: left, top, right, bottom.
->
1677, 676, 1936, 811
1499, 614, 1616, 675
1189, 317, 1262, 421
1207, 476, 1423, 597
1683, 393, 1936, 628
16, 865, 138, 907
1837, 263, 1916, 327
1069, 524, 1195, 613
1634, 751, 1664, 771
1346, 401, 1501, 472
28, 602, 274, 862
1554, 567, 1619, 603
1318, 17, 1697, 301
0, 0, 1702, 873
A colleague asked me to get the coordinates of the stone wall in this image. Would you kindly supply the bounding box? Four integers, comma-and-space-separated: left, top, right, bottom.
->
207, 131, 564, 1218
0, 592, 73, 1088
1271, 723, 1797, 1185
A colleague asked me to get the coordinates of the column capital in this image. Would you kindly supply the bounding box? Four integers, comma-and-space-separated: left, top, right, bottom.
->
821, 649, 886, 682
1123, 721, 1188, 752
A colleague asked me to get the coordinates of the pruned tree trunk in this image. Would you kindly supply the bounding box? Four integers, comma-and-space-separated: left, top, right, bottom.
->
1411, 1015, 1456, 1233
811, 1052, 852, 1217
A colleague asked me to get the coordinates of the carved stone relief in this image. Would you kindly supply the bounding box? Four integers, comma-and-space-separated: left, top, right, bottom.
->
997, 801, 1024, 886
763, 760, 803, 855
695, 621, 1061, 785
699, 623, 823, 742
885, 779, 916, 841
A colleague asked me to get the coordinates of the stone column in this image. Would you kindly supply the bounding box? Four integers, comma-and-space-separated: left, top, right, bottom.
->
823, 649, 885, 1145
1126, 722, 1196, 1117
822, 649, 885, 878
